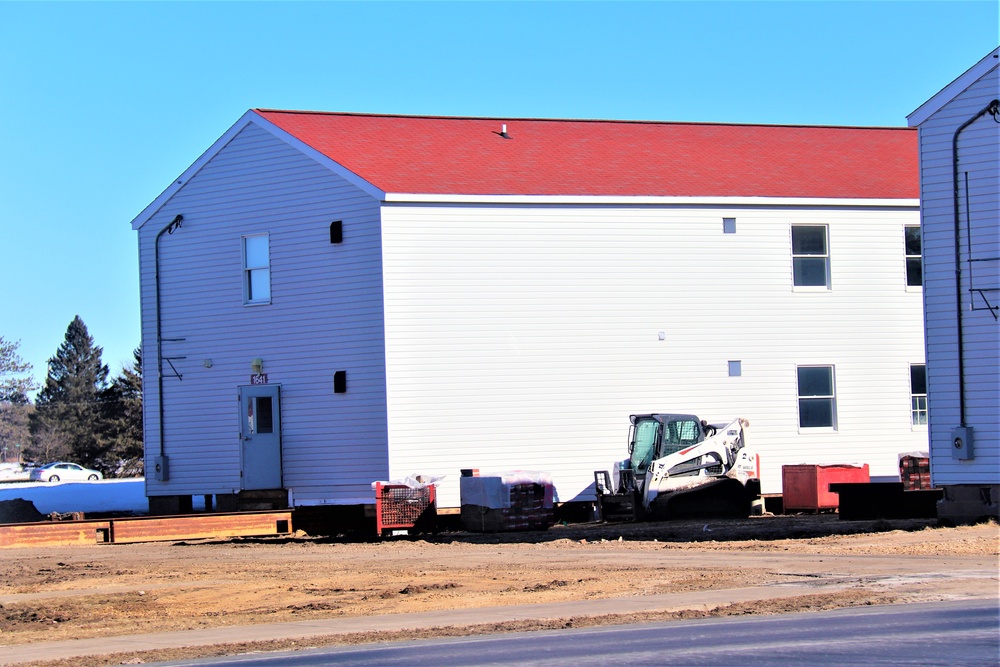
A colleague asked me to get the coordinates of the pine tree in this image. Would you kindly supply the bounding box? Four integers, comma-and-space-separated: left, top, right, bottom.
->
100, 347, 144, 477
0, 336, 37, 403
0, 337, 38, 462
29, 316, 110, 468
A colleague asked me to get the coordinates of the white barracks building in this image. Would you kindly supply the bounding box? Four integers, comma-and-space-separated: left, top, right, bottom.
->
130, 111, 926, 514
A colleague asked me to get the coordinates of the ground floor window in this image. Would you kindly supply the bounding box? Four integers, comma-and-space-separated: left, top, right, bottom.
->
797, 365, 836, 429
910, 364, 927, 426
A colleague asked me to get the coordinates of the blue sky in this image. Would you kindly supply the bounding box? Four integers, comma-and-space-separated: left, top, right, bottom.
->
1, 1, 997, 390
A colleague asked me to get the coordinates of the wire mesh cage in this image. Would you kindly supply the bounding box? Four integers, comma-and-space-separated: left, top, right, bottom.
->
374, 482, 437, 536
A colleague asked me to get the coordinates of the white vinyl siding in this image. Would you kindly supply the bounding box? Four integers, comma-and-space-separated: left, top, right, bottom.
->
381, 203, 924, 502
911, 58, 999, 486
137, 123, 388, 503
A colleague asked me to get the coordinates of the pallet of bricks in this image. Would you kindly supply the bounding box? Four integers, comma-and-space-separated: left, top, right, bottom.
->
459, 470, 555, 533
898, 452, 931, 490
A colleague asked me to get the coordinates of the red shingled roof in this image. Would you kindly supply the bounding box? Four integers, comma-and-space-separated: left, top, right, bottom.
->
255, 110, 919, 199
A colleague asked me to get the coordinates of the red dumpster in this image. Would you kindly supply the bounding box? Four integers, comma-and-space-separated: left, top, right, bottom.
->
782, 464, 870, 512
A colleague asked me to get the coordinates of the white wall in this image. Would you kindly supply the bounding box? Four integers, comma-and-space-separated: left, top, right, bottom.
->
137, 122, 390, 504
381, 202, 925, 505
913, 59, 1000, 486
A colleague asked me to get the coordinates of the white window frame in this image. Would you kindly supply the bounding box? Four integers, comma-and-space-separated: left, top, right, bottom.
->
910, 363, 927, 427
242, 234, 271, 305
796, 365, 837, 430
791, 225, 830, 289
904, 225, 922, 289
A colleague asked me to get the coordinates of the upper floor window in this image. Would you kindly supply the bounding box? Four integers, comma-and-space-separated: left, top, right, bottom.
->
791, 225, 830, 288
242, 234, 271, 305
910, 364, 927, 426
904, 225, 922, 287
797, 365, 836, 429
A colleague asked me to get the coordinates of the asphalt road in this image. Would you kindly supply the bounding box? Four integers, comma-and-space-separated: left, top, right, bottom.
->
157, 598, 999, 666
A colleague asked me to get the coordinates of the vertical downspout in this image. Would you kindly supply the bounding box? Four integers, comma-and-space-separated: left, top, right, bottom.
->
154, 215, 183, 465
951, 100, 999, 427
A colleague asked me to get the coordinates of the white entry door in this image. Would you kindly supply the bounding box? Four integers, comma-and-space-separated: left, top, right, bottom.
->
239, 385, 282, 490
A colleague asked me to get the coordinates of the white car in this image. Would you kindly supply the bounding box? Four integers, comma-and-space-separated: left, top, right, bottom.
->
29, 462, 103, 482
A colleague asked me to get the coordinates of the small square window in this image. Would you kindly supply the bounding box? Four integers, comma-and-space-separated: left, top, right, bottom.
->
728, 360, 742, 377
791, 225, 830, 288
723, 218, 736, 234
797, 365, 836, 428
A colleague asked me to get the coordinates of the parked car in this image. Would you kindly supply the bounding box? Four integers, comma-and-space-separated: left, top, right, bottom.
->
29, 462, 103, 482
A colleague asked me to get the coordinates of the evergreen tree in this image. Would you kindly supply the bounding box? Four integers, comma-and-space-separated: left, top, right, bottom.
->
100, 347, 144, 477
0, 337, 38, 462
0, 336, 37, 403
29, 316, 110, 468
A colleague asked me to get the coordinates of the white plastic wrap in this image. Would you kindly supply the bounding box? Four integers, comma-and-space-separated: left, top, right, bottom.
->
460, 471, 555, 509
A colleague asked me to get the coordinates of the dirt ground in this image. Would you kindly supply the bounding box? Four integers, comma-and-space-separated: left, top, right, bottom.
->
0, 515, 997, 667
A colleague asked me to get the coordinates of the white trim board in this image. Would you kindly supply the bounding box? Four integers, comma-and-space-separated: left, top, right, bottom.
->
908, 48, 1000, 127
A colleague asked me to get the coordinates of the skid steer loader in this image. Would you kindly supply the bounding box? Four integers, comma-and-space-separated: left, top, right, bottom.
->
594, 414, 761, 521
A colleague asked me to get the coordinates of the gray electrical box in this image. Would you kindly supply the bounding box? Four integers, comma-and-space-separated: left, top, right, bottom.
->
951, 427, 974, 460
153, 455, 170, 481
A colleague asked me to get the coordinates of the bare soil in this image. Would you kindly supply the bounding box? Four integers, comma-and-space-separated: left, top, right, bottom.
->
0, 515, 997, 667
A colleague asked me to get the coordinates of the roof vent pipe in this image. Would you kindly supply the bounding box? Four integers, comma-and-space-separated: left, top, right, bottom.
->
494, 123, 511, 140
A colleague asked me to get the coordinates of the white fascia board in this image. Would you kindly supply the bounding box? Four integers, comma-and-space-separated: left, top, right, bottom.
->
907, 47, 1000, 127
130, 110, 386, 230
383, 193, 919, 209
251, 114, 386, 201
130, 110, 261, 230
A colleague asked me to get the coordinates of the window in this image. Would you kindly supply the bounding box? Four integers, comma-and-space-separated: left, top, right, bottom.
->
242, 234, 271, 304
797, 365, 836, 428
247, 396, 274, 434
728, 360, 742, 377
904, 226, 922, 287
630, 418, 660, 474
662, 418, 702, 455
723, 217, 736, 234
910, 364, 927, 426
791, 225, 830, 287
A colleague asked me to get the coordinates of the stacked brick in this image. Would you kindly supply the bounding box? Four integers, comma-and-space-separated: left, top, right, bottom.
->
899, 456, 932, 490
460, 473, 555, 532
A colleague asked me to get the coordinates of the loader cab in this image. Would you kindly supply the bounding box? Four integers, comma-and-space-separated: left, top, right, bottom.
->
628, 413, 706, 473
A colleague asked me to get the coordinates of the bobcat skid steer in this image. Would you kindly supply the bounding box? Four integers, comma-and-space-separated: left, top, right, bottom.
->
594, 414, 761, 521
